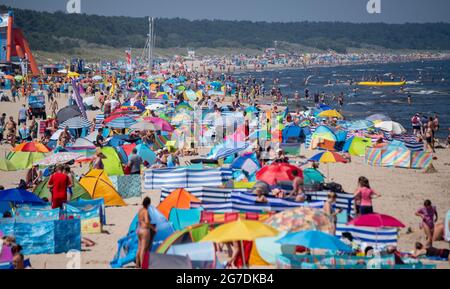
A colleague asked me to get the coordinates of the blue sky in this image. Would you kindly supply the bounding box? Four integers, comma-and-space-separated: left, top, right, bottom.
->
2, 0, 450, 23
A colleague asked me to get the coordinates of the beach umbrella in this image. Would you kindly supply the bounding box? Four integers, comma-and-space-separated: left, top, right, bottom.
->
4, 75, 14, 81
146, 103, 165, 110
56, 105, 82, 124
201, 220, 278, 268
130, 122, 157, 131
59, 116, 93, 129
308, 151, 348, 163
256, 163, 303, 186
265, 207, 331, 233
14, 75, 23, 81
67, 71, 80, 78
92, 75, 103, 81
366, 114, 391, 123
12, 142, 51, 153
276, 230, 352, 252
208, 141, 249, 160
231, 152, 260, 176
245, 106, 259, 114
343, 120, 374, 131
104, 114, 129, 124
143, 117, 174, 132
318, 109, 343, 119
183, 90, 197, 101
347, 213, 405, 228
35, 152, 84, 166
107, 116, 137, 129
0, 188, 45, 205
0, 158, 17, 171
308, 151, 347, 178
374, 121, 406, 135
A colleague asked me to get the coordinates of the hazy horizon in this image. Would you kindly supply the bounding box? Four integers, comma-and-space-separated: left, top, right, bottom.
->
2, 0, 450, 24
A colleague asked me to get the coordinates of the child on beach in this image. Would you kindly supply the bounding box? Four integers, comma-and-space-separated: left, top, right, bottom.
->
353, 176, 381, 215
415, 200, 438, 247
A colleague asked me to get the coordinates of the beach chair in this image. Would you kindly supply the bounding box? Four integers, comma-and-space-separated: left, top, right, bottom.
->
224, 212, 239, 222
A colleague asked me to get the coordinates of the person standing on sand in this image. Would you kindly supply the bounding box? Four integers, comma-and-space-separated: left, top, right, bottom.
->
415, 200, 438, 247
47, 164, 72, 209
353, 176, 381, 215
5, 116, 17, 147
136, 197, 155, 269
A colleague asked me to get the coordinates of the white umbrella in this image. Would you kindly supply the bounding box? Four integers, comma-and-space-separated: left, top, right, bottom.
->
146, 103, 165, 110
92, 75, 103, 81
50, 129, 64, 141
58, 69, 68, 74
35, 152, 83, 166
375, 121, 406, 135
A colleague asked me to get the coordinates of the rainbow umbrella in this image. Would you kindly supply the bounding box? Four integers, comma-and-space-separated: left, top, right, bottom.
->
308, 151, 347, 178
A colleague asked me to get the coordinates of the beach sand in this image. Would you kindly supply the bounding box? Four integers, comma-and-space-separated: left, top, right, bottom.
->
0, 92, 448, 269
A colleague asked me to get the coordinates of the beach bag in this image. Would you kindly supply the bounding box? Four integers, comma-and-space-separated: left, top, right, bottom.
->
323, 182, 343, 193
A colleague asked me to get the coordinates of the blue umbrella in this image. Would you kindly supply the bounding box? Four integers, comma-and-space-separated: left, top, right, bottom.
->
107, 116, 137, 129
0, 188, 45, 205
276, 230, 352, 252
208, 141, 249, 160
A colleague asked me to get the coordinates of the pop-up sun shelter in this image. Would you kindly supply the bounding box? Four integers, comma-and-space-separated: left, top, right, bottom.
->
157, 188, 201, 219
79, 169, 126, 206
101, 147, 125, 176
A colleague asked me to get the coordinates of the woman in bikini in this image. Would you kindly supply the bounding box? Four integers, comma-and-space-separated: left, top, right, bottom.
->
415, 200, 438, 247
136, 197, 156, 268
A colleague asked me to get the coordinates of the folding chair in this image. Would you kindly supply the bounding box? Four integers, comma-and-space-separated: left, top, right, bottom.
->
224, 212, 239, 222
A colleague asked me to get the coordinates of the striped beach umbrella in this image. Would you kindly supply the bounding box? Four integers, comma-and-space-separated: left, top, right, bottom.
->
107, 116, 137, 129
59, 116, 93, 129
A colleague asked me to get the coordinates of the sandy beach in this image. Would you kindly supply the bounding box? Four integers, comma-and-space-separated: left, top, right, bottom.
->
0, 91, 448, 269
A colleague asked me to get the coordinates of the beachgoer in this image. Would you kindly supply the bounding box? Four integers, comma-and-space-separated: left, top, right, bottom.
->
128, 148, 143, 175
415, 200, 438, 247
286, 170, 306, 202
411, 113, 421, 135
323, 192, 342, 236
18, 104, 27, 126
353, 176, 381, 215
136, 197, 155, 269
413, 242, 449, 265
95, 128, 106, 147
26, 164, 42, 190
47, 164, 72, 209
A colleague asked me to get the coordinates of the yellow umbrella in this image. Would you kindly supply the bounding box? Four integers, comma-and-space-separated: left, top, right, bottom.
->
201, 220, 278, 268
318, 109, 343, 119
67, 71, 80, 78
201, 220, 278, 243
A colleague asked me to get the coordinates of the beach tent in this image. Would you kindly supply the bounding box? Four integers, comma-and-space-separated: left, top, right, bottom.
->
342, 136, 372, 156
79, 169, 126, 206
208, 141, 249, 160
0, 158, 17, 171
34, 177, 92, 201
101, 147, 124, 176
6, 152, 46, 170
157, 188, 201, 219
156, 224, 209, 254
282, 124, 302, 143
122, 143, 156, 165
303, 168, 325, 185
110, 205, 175, 268
168, 208, 203, 231
231, 153, 260, 178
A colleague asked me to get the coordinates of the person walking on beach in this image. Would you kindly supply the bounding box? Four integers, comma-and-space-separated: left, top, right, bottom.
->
411, 113, 421, 135
47, 164, 72, 209
5, 116, 17, 147
415, 200, 438, 247
18, 104, 27, 125
353, 176, 381, 215
323, 192, 342, 236
136, 197, 155, 269
424, 123, 435, 153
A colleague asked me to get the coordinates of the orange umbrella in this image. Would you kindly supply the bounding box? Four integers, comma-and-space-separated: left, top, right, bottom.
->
157, 188, 200, 219
12, 142, 51, 153
4, 75, 15, 81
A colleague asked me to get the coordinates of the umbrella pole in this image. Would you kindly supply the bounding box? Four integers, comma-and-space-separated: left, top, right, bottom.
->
240, 240, 247, 269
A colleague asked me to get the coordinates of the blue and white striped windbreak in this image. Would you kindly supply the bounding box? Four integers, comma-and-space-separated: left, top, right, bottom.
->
58, 116, 93, 129
143, 168, 234, 190
336, 224, 398, 249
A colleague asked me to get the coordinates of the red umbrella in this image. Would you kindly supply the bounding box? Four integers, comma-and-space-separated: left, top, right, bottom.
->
143, 117, 174, 132
347, 213, 405, 228
256, 163, 303, 186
